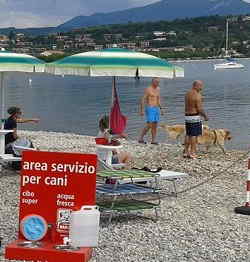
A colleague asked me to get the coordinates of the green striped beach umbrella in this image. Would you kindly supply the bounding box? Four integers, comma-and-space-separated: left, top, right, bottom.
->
45, 48, 184, 78
45, 48, 184, 133
0, 50, 44, 156
0, 50, 45, 122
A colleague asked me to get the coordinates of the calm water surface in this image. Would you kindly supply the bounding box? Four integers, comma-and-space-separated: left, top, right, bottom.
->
3, 58, 250, 150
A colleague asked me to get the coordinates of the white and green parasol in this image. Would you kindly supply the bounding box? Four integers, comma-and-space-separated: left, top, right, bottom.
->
45, 48, 184, 78
0, 50, 45, 156
45, 48, 184, 135
0, 50, 45, 121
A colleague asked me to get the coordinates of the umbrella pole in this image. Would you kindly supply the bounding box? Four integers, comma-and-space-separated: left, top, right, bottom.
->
0, 72, 4, 129
0, 72, 5, 156
109, 76, 116, 130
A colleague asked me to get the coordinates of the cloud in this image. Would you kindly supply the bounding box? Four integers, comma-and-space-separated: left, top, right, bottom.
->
128, 0, 159, 7
0, 0, 159, 28
0, 0, 7, 5
0, 11, 67, 28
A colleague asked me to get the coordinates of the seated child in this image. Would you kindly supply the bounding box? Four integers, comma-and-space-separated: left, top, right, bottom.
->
97, 115, 131, 166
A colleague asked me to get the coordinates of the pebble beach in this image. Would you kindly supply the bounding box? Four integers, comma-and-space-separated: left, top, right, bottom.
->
0, 130, 249, 262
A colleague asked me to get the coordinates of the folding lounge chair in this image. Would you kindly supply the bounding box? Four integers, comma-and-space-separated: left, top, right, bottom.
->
12, 144, 37, 154
96, 168, 161, 223
97, 162, 159, 184
97, 158, 159, 184
0, 144, 36, 171
98, 158, 189, 195
96, 161, 189, 223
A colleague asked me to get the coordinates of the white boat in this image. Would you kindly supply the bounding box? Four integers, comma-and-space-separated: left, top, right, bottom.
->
214, 20, 244, 70
214, 60, 245, 70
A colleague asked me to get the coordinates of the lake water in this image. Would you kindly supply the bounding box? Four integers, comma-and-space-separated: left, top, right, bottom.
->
3, 58, 250, 150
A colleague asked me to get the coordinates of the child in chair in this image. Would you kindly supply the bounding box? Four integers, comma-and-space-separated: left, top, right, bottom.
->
97, 115, 131, 166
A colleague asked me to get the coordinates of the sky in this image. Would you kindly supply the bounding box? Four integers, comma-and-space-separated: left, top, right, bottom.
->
0, 0, 158, 28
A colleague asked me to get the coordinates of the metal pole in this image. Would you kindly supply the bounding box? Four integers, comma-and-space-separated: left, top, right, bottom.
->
0, 72, 5, 156
245, 167, 250, 207
225, 19, 229, 57
0, 72, 4, 129
234, 159, 250, 215
109, 76, 116, 130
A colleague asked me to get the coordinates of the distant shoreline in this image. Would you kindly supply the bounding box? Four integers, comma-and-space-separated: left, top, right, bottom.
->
169, 57, 250, 63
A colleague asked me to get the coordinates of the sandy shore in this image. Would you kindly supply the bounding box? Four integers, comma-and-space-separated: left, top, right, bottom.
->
0, 130, 249, 262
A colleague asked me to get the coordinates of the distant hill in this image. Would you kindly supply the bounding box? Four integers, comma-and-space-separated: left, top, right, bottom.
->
1, 0, 250, 35
58, 0, 250, 30
0, 27, 56, 36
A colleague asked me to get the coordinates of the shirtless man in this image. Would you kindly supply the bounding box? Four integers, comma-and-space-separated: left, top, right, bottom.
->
184, 80, 208, 159
138, 77, 163, 145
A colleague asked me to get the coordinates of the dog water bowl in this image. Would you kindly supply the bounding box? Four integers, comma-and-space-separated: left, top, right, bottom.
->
17, 241, 42, 248
54, 244, 80, 251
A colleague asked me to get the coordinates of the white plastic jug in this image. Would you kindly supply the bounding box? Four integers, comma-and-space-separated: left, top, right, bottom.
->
69, 205, 100, 247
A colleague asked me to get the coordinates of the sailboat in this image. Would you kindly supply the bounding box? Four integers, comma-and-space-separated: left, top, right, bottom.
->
214, 20, 244, 70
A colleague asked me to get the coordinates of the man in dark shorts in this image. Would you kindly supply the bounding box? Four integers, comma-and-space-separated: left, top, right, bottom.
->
184, 80, 208, 159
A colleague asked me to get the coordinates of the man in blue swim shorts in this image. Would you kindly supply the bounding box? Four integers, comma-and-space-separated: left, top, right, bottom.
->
138, 78, 163, 145
184, 80, 209, 159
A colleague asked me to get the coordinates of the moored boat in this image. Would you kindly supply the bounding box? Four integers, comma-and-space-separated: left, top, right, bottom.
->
214, 60, 244, 70
214, 20, 244, 70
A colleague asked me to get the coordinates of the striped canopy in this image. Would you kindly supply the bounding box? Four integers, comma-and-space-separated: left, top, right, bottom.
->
45, 48, 184, 78
0, 50, 45, 72
0, 50, 45, 140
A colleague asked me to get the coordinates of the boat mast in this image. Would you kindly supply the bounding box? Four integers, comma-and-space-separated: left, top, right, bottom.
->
225, 19, 229, 57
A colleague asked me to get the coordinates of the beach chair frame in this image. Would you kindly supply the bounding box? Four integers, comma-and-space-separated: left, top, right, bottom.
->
96, 168, 161, 224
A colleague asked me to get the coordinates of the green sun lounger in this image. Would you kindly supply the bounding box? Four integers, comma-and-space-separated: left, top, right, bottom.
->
96, 169, 161, 223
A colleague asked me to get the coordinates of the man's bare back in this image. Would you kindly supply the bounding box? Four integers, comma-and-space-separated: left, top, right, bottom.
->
185, 89, 201, 115
185, 80, 208, 120
183, 80, 208, 159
